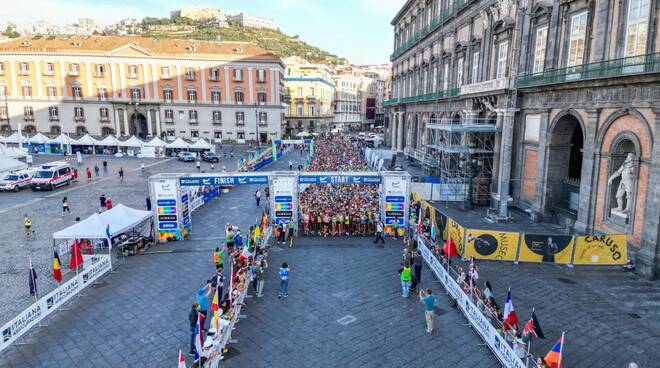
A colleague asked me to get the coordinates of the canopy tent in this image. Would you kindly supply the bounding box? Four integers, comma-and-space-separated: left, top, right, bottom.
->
71, 134, 100, 146
165, 137, 190, 149
2, 132, 27, 144
189, 138, 213, 150
25, 133, 50, 144
97, 135, 120, 146
48, 134, 72, 145
53, 204, 152, 241
119, 136, 144, 147
144, 136, 166, 147
0, 144, 28, 159
0, 155, 28, 175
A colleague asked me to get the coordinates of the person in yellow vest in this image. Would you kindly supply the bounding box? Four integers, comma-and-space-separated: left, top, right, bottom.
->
213, 247, 223, 268
399, 262, 412, 297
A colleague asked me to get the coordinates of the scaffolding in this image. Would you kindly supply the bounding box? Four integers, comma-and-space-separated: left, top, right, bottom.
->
425, 116, 498, 204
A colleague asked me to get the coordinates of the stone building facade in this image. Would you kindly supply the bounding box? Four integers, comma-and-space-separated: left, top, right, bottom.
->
386, 0, 660, 278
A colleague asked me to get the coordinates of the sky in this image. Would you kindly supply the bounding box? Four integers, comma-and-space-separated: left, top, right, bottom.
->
2, 0, 403, 65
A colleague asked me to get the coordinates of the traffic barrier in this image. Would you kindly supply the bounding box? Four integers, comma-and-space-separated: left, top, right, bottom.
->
417, 236, 526, 368
0, 255, 112, 352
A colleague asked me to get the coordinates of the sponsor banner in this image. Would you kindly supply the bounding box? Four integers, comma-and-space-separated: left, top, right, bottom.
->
298, 175, 381, 184
156, 199, 176, 206
573, 234, 627, 265
518, 234, 574, 264
158, 215, 177, 222
465, 230, 520, 261
272, 176, 297, 225
417, 238, 526, 368
153, 179, 180, 241
447, 218, 465, 255
179, 175, 269, 186
181, 193, 191, 236
203, 188, 220, 204
0, 255, 111, 353
383, 175, 409, 236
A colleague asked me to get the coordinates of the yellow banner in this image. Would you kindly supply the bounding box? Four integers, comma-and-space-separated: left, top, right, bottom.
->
573, 234, 627, 265
465, 230, 519, 261
447, 218, 465, 255
518, 234, 574, 264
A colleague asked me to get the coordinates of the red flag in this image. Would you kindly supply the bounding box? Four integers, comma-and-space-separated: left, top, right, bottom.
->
443, 236, 458, 257
69, 239, 84, 270
503, 288, 519, 331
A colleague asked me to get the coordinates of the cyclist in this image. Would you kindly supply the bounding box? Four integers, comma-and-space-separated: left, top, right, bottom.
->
23, 214, 32, 238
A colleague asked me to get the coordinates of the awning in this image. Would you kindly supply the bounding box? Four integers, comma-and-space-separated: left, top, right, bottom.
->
26, 133, 50, 144
144, 137, 166, 147
2, 132, 27, 144
165, 137, 190, 149
53, 204, 152, 240
71, 134, 100, 146
97, 135, 120, 146
119, 136, 145, 147
48, 134, 73, 145
189, 138, 212, 150
0, 155, 28, 174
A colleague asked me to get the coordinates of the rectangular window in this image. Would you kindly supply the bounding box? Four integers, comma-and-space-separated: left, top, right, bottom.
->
211, 90, 221, 103
297, 87, 303, 98
24, 106, 34, 120
237, 132, 245, 140
210, 68, 220, 81
236, 111, 245, 124
234, 69, 243, 81
524, 114, 541, 142
296, 103, 303, 116
191, 130, 199, 138
98, 88, 107, 100
259, 112, 267, 125
167, 129, 175, 137
186, 67, 195, 80
0, 62, 4, 75
100, 107, 109, 119
128, 65, 138, 78
234, 91, 244, 104
257, 69, 266, 82
72, 86, 82, 99
95, 64, 105, 77
308, 105, 315, 116
69, 63, 79, 76
257, 91, 267, 103
74, 107, 84, 119
214, 131, 222, 139
456, 57, 464, 87
44, 62, 54, 75
567, 12, 588, 67
432, 65, 438, 91
189, 110, 198, 121
19, 62, 29, 75
533, 26, 548, 73
47, 85, 57, 98
624, 0, 651, 57
161, 66, 171, 79
471, 51, 480, 84
22, 85, 32, 97
165, 109, 174, 120
442, 63, 449, 90
163, 89, 173, 102
48, 106, 59, 120
130, 88, 141, 100
213, 111, 222, 122
187, 90, 197, 103
496, 41, 509, 79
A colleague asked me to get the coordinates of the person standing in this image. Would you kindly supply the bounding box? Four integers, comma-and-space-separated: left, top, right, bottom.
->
277, 221, 286, 244
255, 189, 261, 207
94, 164, 100, 177
373, 220, 385, 244
62, 197, 70, 217
255, 260, 265, 297
118, 167, 124, 183
225, 224, 234, 251
99, 194, 107, 212
399, 262, 412, 297
86, 167, 92, 181
278, 262, 290, 299
196, 160, 201, 172
392, 217, 400, 240
210, 162, 215, 171
213, 247, 223, 268
140, 161, 145, 174
419, 289, 436, 333
102, 159, 108, 173
211, 267, 224, 300
413, 250, 423, 286
188, 302, 199, 356
105, 197, 113, 210
196, 281, 212, 330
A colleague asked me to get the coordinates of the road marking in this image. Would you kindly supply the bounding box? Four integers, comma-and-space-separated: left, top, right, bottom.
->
337, 315, 357, 326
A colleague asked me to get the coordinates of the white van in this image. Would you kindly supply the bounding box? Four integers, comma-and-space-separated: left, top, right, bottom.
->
31, 161, 76, 191
0, 171, 32, 192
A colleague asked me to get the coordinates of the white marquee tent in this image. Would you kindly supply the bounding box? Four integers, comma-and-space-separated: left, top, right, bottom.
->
48, 134, 73, 146
53, 204, 153, 241
25, 133, 50, 144
71, 134, 100, 146
119, 136, 144, 147
1, 132, 27, 144
144, 137, 166, 147
165, 137, 190, 149
189, 138, 213, 150
0, 155, 28, 176
97, 135, 120, 146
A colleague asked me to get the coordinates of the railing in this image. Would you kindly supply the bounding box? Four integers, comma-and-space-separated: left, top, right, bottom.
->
516, 52, 660, 88
390, 0, 468, 60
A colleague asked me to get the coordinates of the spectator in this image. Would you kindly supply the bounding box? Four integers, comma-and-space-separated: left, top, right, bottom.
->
419, 289, 436, 333
94, 164, 100, 177
373, 220, 384, 243
211, 267, 224, 300
105, 197, 113, 210
188, 302, 198, 356
255, 189, 261, 207
413, 249, 423, 286
196, 281, 212, 329
86, 167, 92, 181
99, 194, 106, 212
102, 159, 108, 173
399, 262, 412, 297
278, 262, 290, 299
255, 260, 265, 298
118, 167, 124, 183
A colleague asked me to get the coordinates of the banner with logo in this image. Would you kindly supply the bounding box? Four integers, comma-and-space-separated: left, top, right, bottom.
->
465, 230, 520, 261
1, 255, 111, 353
382, 174, 410, 236
573, 234, 627, 265
152, 179, 181, 241
447, 218, 465, 255
518, 234, 574, 264
271, 175, 297, 225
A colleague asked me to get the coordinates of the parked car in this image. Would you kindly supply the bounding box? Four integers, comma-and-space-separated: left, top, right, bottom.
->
31, 161, 75, 191
201, 151, 219, 162
178, 152, 196, 162
0, 171, 32, 192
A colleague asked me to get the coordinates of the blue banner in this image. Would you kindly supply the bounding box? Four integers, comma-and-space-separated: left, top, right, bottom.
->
298, 175, 381, 184
385, 196, 405, 202
156, 199, 176, 206
179, 176, 269, 186
275, 195, 293, 202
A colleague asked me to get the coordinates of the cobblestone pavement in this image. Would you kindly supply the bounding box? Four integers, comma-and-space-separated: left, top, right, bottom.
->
226, 237, 497, 368
0, 146, 253, 322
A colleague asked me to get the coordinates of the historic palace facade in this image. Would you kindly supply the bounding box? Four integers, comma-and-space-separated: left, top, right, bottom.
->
0, 36, 285, 143
386, 0, 660, 278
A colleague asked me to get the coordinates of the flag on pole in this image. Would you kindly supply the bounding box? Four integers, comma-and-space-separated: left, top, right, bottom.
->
544, 333, 564, 368
53, 250, 62, 282
416, 205, 423, 236
28, 257, 38, 297
443, 236, 458, 257
271, 141, 277, 162
69, 239, 84, 270
194, 312, 204, 362
211, 286, 220, 331
503, 288, 519, 331
177, 349, 187, 368
105, 224, 112, 246
522, 311, 545, 342
430, 222, 437, 241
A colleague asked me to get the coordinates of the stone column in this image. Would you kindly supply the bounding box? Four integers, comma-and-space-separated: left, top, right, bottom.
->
575, 108, 600, 232
146, 109, 153, 136
533, 111, 550, 214
397, 114, 404, 152
391, 113, 398, 149
639, 108, 660, 279
498, 110, 515, 218
155, 110, 162, 137
114, 109, 121, 135
123, 109, 129, 136
491, 110, 504, 195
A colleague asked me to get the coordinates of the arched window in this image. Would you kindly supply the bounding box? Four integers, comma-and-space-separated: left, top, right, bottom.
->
101, 127, 115, 136
24, 125, 36, 133
50, 125, 61, 135
75, 126, 87, 135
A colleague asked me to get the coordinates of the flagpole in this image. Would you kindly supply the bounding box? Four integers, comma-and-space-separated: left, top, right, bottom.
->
526, 307, 534, 368
558, 331, 565, 368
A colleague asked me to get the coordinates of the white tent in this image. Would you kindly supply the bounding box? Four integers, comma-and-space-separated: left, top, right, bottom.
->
53, 204, 152, 241
26, 132, 50, 144
97, 135, 120, 146
0, 144, 28, 158
71, 134, 100, 146
189, 138, 212, 150
48, 134, 73, 145
119, 136, 144, 147
0, 155, 28, 175
144, 136, 166, 147
2, 132, 26, 144
165, 137, 190, 149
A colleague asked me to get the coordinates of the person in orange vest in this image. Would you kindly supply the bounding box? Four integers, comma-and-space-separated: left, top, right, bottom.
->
213, 247, 223, 268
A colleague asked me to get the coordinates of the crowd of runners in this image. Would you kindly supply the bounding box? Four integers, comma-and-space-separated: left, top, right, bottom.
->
299, 136, 380, 237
